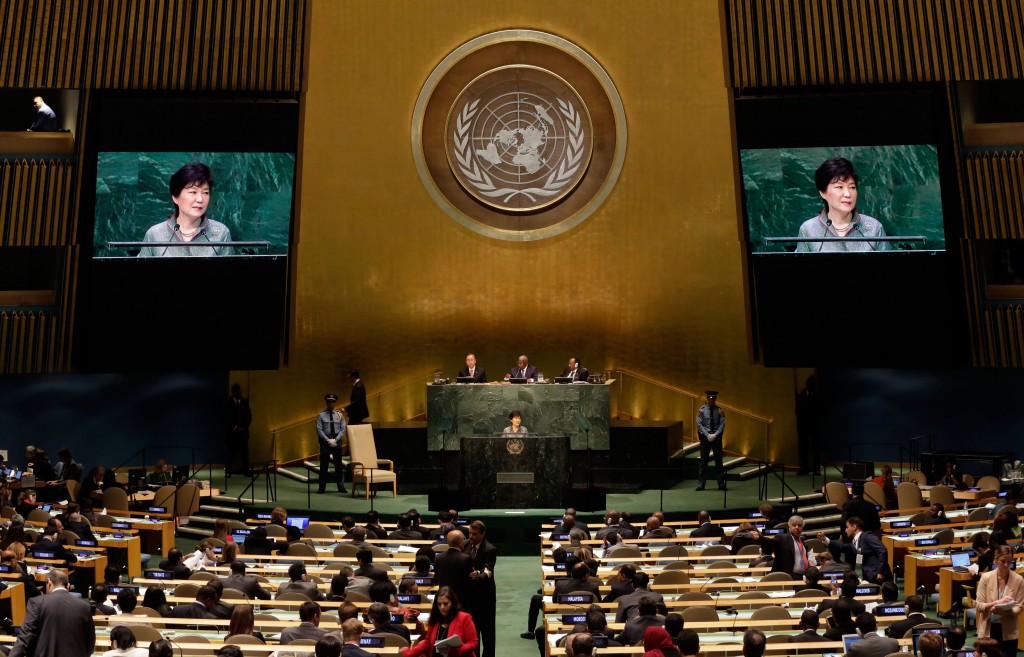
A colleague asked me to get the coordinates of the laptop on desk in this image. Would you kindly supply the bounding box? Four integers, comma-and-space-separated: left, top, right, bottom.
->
554, 377, 574, 384
950, 551, 972, 572
455, 377, 475, 384
508, 377, 528, 384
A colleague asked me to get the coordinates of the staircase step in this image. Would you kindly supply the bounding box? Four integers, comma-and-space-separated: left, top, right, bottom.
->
669, 448, 687, 460
278, 468, 310, 483
178, 525, 212, 538
769, 492, 824, 504
199, 505, 243, 515
187, 515, 219, 525
723, 457, 747, 470
681, 442, 701, 455
796, 502, 838, 515
212, 494, 265, 505
738, 465, 769, 479
803, 513, 842, 527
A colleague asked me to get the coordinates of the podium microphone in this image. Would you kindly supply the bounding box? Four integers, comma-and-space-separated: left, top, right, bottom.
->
817, 219, 832, 252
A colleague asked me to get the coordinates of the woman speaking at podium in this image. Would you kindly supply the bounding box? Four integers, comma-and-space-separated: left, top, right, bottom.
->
502, 410, 528, 435
795, 157, 890, 252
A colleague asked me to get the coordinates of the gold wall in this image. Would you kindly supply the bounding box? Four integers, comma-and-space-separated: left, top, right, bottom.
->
242, 0, 803, 464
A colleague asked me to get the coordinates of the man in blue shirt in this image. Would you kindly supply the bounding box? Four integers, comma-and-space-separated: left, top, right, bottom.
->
316, 393, 348, 494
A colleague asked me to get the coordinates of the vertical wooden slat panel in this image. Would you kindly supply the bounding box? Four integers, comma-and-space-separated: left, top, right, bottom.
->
726, 0, 1024, 86
0, 313, 9, 373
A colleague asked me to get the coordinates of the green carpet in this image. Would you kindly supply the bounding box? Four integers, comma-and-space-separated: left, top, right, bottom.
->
216, 469, 827, 545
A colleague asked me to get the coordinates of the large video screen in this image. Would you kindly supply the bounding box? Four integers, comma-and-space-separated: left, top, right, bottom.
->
735, 86, 967, 367
74, 94, 299, 371
94, 151, 294, 257
742, 144, 945, 253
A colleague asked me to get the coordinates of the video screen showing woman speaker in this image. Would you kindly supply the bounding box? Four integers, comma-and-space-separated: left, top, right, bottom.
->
92, 151, 295, 258
741, 144, 945, 254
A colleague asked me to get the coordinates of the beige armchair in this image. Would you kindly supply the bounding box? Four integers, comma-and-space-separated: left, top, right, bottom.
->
347, 424, 397, 499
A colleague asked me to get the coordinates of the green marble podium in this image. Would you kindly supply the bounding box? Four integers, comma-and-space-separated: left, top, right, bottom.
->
426, 382, 612, 451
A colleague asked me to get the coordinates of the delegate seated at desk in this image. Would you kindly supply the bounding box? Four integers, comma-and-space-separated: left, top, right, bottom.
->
458, 353, 487, 383
559, 357, 588, 383
148, 459, 174, 486
504, 355, 537, 382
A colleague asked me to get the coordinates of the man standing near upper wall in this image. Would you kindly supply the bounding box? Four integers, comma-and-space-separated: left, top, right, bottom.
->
29, 97, 57, 131
345, 371, 369, 425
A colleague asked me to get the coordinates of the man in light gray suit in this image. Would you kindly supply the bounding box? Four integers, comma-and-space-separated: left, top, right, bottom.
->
847, 613, 900, 657
221, 561, 271, 600
280, 601, 329, 644
277, 563, 325, 601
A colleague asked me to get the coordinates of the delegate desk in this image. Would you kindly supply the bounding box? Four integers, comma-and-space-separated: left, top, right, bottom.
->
0, 582, 25, 625
426, 381, 612, 450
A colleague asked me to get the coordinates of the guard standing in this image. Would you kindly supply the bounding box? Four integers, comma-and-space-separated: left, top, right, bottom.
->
316, 394, 348, 494
696, 390, 726, 491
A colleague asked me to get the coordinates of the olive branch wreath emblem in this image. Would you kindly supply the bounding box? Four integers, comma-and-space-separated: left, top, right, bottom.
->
453, 97, 585, 204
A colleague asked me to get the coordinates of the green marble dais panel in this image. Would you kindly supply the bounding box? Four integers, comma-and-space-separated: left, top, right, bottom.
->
426, 383, 611, 450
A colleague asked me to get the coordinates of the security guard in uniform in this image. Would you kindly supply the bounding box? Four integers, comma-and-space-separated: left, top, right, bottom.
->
316, 393, 348, 494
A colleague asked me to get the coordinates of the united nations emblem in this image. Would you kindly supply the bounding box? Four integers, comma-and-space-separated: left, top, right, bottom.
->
447, 67, 592, 212
413, 30, 626, 241
506, 438, 525, 455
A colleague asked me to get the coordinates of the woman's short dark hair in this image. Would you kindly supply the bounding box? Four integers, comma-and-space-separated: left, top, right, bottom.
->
508, 410, 522, 420
815, 157, 858, 192
110, 625, 137, 650
168, 163, 213, 217
815, 157, 858, 209
169, 163, 214, 198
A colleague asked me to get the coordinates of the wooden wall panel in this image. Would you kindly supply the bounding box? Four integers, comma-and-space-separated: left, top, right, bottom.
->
0, 311, 55, 374
0, 160, 74, 246
0, 0, 306, 91
964, 152, 1024, 239
726, 0, 1024, 87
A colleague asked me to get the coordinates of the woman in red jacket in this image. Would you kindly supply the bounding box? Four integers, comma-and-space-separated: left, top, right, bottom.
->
402, 586, 478, 657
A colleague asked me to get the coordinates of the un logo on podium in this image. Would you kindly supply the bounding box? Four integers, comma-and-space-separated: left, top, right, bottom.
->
414, 31, 626, 241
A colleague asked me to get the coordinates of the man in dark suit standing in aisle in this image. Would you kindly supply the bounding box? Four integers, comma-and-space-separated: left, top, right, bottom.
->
559, 357, 589, 382
345, 371, 369, 424
9, 569, 94, 657
841, 481, 881, 533
225, 383, 253, 476
458, 353, 487, 382
464, 520, 498, 657
434, 530, 473, 605
504, 355, 537, 382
